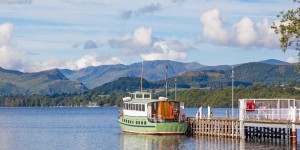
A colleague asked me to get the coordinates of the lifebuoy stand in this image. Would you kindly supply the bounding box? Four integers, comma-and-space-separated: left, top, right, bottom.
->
246, 102, 255, 112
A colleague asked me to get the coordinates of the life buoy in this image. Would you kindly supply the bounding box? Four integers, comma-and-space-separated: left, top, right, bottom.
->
246, 102, 255, 112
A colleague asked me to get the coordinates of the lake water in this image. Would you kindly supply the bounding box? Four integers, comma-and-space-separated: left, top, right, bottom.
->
0, 107, 298, 150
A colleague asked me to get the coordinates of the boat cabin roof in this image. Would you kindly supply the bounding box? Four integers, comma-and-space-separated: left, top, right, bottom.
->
125, 99, 158, 104
123, 91, 178, 104
130, 91, 152, 100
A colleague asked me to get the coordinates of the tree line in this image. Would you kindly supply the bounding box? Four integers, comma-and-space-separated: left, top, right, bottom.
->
1, 83, 300, 107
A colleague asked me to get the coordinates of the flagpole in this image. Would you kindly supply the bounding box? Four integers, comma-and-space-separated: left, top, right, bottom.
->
175, 78, 177, 101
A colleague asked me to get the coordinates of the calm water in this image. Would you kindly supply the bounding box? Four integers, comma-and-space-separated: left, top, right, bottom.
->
0, 107, 298, 150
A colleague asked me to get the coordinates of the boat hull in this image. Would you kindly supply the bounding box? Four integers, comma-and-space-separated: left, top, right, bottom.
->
118, 116, 188, 135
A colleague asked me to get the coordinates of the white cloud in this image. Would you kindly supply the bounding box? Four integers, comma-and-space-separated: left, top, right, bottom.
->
200, 9, 228, 45
0, 23, 122, 72
31, 54, 123, 71
286, 56, 297, 63
256, 18, 279, 49
0, 23, 29, 71
232, 17, 256, 47
108, 27, 192, 61
0, 46, 27, 70
0, 23, 13, 47
199, 9, 280, 49
141, 41, 187, 61
67, 54, 122, 70
133, 27, 152, 46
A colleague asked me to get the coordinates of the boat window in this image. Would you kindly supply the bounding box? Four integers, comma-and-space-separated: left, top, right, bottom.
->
153, 103, 157, 110
138, 104, 141, 111
136, 94, 143, 98
134, 104, 136, 111
144, 121, 146, 125
142, 105, 145, 111
144, 94, 150, 99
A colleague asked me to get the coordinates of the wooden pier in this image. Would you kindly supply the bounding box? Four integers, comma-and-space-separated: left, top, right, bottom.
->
187, 117, 239, 139
186, 99, 300, 146
187, 117, 294, 142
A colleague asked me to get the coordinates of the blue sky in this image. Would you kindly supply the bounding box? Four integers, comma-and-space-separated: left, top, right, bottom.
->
0, 0, 297, 72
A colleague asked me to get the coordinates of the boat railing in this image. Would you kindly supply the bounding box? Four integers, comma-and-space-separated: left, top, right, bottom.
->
149, 114, 165, 123
148, 114, 186, 123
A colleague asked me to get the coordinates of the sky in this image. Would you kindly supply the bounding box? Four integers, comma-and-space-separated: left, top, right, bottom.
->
0, 0, 298, 72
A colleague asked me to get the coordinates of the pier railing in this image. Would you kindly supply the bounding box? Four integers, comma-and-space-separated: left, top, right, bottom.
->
243, 108, 300, 121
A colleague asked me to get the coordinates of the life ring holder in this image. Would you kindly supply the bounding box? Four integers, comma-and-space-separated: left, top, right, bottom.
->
246, 102, 255, 112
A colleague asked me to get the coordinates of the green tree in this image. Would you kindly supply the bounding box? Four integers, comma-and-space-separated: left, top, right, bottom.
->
272, 0, 300, 70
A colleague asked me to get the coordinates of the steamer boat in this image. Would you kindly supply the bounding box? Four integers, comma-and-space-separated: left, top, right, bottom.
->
117, 91, 187, 135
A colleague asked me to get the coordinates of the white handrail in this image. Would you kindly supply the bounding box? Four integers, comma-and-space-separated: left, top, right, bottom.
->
243, 108, 300, 121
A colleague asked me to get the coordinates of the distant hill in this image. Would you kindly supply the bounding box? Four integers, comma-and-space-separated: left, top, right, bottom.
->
87, 62, 300, 95
60, 60, 206, 89
259, 59, 288, 65
0, 67, 88, 95
226, 62, 298, 85
60, 59, 295, 89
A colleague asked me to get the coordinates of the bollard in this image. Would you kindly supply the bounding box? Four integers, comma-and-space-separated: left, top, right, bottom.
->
208, 106, 211, 119
226, 110, 228, 118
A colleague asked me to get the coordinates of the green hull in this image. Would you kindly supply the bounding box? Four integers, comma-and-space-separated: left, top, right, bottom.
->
118, 115, 188, 135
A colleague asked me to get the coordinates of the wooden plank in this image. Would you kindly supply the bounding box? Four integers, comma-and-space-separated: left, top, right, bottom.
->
218, 120, 220, 138
231, 121, 234, 138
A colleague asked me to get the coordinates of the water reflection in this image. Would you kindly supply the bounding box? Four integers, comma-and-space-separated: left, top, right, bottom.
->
120, 133, 187, 150
194, 136, 239, 150
119, 133, 298, 150
193, 136, 296, 150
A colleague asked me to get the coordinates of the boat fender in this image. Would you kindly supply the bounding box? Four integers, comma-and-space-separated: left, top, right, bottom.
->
181, 114, 185, 122
119, 108, 124, 117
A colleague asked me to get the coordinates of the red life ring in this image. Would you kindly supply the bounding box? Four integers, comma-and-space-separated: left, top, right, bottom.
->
246, 102, 255, 112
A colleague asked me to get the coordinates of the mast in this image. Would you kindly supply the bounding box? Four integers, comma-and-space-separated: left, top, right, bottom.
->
231, 66, 234, 118
140, 61, 144, 92
165, 65, 168, 97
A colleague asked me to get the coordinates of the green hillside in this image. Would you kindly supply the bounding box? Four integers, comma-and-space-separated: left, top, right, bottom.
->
0, 67, 88, 95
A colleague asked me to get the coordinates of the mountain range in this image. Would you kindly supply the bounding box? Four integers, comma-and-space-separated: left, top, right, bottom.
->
60, 59, 290, 89
0, 59, 297, 95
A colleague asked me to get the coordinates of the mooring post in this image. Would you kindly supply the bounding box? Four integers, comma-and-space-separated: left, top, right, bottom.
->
239, 99, 245, 139
291, 106, 297, 147
226, 110, 228, 118
208, 106, 211, 119
199, 107, 202, 119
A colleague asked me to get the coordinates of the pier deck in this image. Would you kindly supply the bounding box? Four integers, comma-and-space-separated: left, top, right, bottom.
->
186, 98, 300, 146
